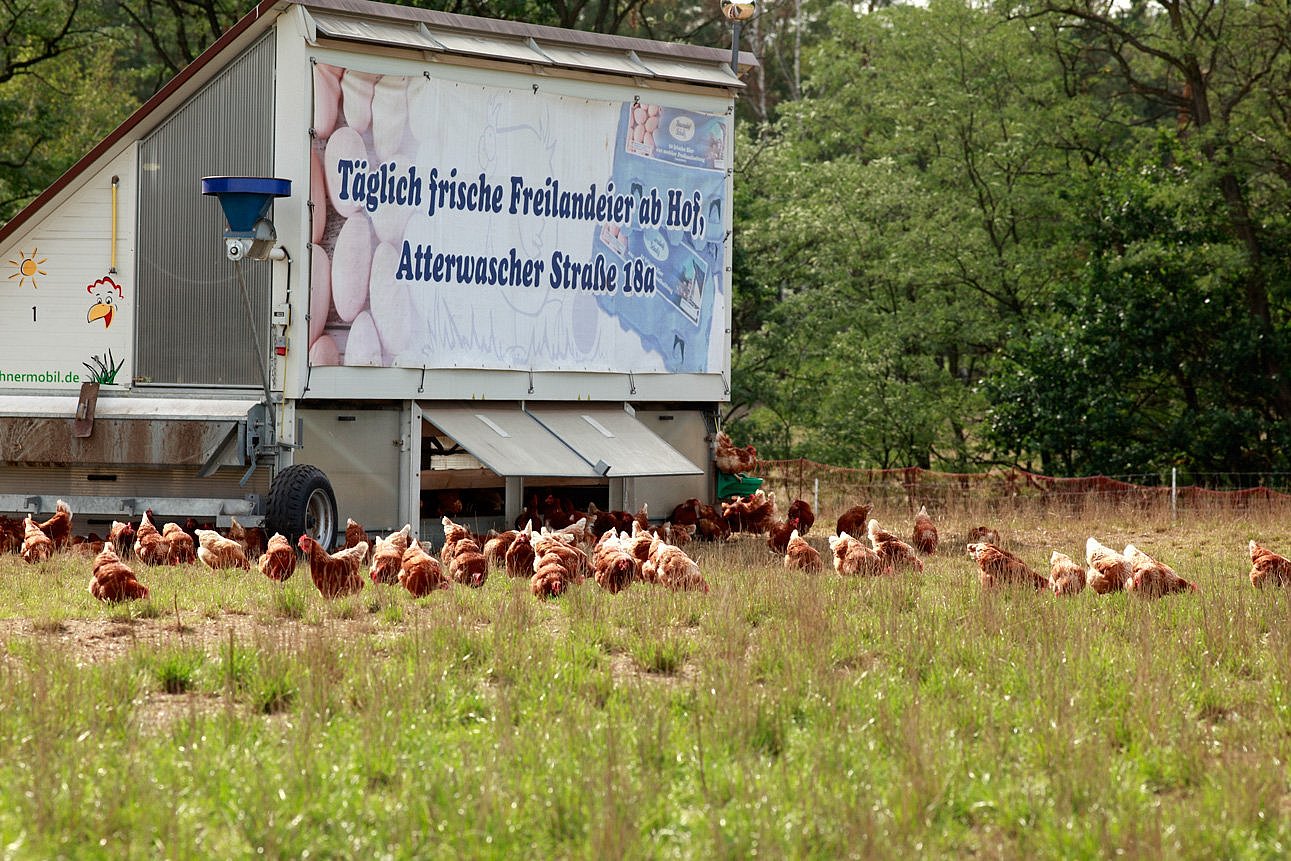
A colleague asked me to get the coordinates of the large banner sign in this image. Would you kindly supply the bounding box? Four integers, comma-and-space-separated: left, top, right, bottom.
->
309, 63, 729, 373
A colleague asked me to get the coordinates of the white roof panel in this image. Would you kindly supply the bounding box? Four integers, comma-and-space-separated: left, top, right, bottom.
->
633, 54, 742, 88
424, 28, 552, 64
309, 10, 445, 50
420, 404, 596, 478
526, 406, 703, 477
530, 43, 652, 77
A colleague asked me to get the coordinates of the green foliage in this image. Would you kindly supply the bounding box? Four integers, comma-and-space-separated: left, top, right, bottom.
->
145, 646, 206, 694
985, 137, 1291, 474
732, 1, 1076, 468
629, 631, 691, 674
0, 38, 141, 216
730, 0, 1291, 475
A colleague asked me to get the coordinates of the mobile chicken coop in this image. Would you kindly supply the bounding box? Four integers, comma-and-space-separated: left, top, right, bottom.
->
0, 0, 751, 546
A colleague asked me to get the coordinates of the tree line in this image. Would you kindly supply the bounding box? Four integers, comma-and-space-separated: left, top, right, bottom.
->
732, 0, 1291, 482
3, 0, 1289, 480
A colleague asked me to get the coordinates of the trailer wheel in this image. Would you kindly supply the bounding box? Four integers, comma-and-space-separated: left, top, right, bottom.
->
265, 464, 337, 549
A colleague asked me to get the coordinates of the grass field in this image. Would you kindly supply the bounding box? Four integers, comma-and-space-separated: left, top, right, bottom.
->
2, 502, 1291, 859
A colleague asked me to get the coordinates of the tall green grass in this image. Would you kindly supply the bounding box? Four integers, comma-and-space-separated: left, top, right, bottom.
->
0, 503, 1289, 857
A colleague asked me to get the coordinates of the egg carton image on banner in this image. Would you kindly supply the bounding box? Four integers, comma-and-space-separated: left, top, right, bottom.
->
592, 101, 728, 373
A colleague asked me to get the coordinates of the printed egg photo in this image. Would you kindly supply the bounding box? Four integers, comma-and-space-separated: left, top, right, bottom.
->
323, 126, 368, 218
340, 69, 377, 133
331, 216, 374, 323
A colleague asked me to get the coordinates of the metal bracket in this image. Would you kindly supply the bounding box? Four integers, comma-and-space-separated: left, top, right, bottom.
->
245, 402, 277, 458
425, 437, 465, 457
198, 422, 242, 478
72, 382, 100, 438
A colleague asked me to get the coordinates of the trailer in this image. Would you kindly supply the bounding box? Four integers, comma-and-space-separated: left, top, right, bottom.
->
0, 0, 752, 546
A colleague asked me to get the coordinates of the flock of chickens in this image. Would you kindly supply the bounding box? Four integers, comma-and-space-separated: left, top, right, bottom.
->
687, 490, 1277, 600
6, 490, 1291, 605
0, 499, 711, 604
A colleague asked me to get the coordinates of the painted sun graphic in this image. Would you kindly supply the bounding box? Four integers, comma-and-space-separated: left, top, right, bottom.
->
8, 248, 46, 288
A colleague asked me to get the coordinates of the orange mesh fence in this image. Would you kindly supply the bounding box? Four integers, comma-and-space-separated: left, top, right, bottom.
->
749, 459, 1291, 515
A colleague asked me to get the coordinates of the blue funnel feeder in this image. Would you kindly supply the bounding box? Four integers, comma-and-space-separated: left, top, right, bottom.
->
202, 176, 291, 235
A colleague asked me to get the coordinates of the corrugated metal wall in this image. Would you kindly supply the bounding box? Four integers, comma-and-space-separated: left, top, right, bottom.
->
136, 35, 276, 387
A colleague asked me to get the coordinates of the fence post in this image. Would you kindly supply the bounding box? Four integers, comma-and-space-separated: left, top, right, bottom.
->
1171, 467, 1177, 520
813, 477, 819, 517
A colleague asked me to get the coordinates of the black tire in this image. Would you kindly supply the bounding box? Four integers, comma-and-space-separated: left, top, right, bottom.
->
265, 464, 337, 549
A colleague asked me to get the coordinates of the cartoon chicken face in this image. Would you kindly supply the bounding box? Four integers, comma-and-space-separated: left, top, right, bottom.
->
87, 277, 123, 328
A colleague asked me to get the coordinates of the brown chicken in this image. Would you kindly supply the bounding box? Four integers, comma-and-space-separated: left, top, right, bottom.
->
449, 537, 488, 587
592, 530, 637, 594
483, 529, 519, 569
967, 526, 1002, 547
344, 518, 371, 562
108, 520, 135, 559
836, 504, 873, 538
0, 515, 19, 554
784, 529, 823, 573
533, 494, 572, 530
696, 505, 732, 541
442, 516, 488, 587
714, 430, 758, 474
1085, 537, 1131, 595
531, 532, 585, 599
514, 501, 543, 532
827, 532, 889, 576
554, 516, 595, 550
669, 498, 730, 541
786, 499, 815, 535
69, 534, 105, 557
722, 489, 777, 535
257, 533, 297, 581
656, 521, 694, 547
967, 542, 1048, 590
505, 527, 537, 578
911, 505, 938, 555
670, 498, 701, 528
431, 490, 464, 517
867, 519, 924, 573
1249, 540, 1291, 588
163, 522, 197, 564
400, 537, 450, 597
531, 558, 572, 599
1124, 544, 1196, 598
766, 519, 798, 554
369, 524, 412, 585
227, 517, 267, 560
626, 523, 657, 576
587, 504, 647, 539
440, 516, 472, 564
134, 510, 171, 565
89, 541, 150, 602
20, 516, 53, 563
195, 529, 251, 570
299, 535, 367, 598
36, 500, 72, 549
1049, 551, 1087, 596
643, 537, 708, 592
533, 532, 589, 583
